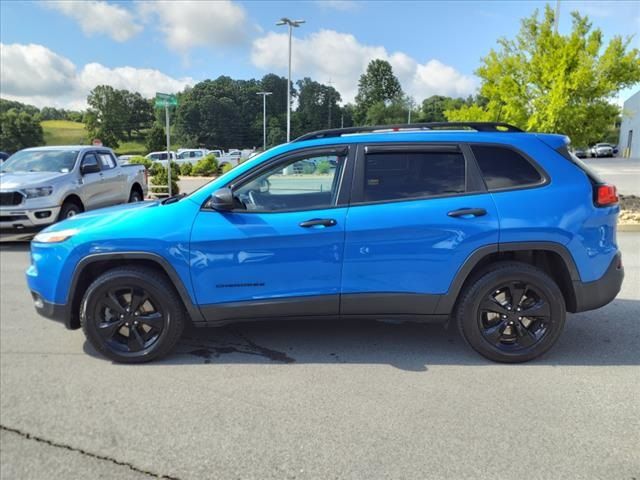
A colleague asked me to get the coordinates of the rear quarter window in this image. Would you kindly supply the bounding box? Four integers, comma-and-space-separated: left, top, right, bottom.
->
471, 145, 543, 190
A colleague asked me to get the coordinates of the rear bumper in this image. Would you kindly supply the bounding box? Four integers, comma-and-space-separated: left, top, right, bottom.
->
30, 291, 75, 329
572, 252, 624, 313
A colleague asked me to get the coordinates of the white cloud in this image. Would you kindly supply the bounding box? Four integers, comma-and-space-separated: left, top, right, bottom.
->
138, 0, 248, 54
0, 43, 193, 109
251, 29, 477, 103
46, 1, 142, 42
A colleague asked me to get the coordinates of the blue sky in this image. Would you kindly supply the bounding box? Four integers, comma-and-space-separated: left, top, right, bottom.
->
1, 0, 638, 109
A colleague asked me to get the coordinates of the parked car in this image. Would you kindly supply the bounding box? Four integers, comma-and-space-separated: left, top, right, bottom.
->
118, 154, 135, 165
589, 143, 614, 157
572, 148, 588, 158
1, 146, 147, 234
176, 149, 208, 163
145, 151, 177, 164
27, 122, 623, 364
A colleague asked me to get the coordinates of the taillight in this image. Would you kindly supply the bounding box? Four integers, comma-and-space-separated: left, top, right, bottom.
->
596, 184, 618, 207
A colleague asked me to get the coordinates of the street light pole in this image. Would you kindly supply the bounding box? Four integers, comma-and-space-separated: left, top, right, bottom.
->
276, 17, 305, 142
256, 91, 272, 151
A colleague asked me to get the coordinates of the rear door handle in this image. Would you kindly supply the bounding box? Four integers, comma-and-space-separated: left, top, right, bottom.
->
299, 218, 337, 228
447, 208, 487, 218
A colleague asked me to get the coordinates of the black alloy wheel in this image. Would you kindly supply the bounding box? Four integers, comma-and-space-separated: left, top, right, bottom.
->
94, 286, 165, 354
478, 281, 550, 351
81, 267, 186, 363
456, 262, 566, 363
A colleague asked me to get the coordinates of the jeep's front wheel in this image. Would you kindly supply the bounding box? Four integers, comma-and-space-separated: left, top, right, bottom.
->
81, 267, 185, 363
456, 262, 566, 363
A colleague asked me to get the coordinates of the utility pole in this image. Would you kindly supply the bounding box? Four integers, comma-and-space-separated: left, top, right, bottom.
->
256, 91, 272, 151
276, 17, 305, 142
165, 105, 171, 197
327, 79, 334, 128
554, 0, 560, 33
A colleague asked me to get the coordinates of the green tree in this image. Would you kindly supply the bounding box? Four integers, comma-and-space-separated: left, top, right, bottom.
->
417, 95, 470, 123
85, 85, 128, 148
145, 125, 166, 152
295, 78, 342, 134
364, 100, 407, 125
354, 59, 404, 124
0, 109, 44, 152
123, 92, 154, 139
446, 6, 640, 146
0, 99, 39, 116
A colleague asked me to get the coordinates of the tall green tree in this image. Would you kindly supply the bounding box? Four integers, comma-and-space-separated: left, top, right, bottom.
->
446, 6, 640, 146
0, 109, 44, 152
295, 78, 342, 134
354, 59, 404, 124
85, 85, 128, 148
123, 92, 154, 139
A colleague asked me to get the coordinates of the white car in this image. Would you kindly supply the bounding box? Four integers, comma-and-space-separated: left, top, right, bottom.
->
146, 151, 177, 163
589, 143, 614, 158
176, 149, 208, 164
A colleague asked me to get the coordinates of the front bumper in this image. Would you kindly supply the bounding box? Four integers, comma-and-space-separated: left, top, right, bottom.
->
572, 252, 624, 312
0, 205, 61, 232
30, 291, 74, 328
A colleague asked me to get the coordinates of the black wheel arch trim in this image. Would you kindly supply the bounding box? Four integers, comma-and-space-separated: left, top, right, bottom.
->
435, 241, 582, 315
67, 252, 205, 324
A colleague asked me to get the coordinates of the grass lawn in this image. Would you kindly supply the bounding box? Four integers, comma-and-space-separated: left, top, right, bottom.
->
41, 120, 87, 145
41, 120, 147, 154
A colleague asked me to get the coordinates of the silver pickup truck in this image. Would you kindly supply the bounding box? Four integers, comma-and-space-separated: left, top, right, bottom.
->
0, 146, 147, 234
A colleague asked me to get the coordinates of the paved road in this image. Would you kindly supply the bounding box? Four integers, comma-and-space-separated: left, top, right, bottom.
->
1, 234, 639, 479
580, 156, 640, 195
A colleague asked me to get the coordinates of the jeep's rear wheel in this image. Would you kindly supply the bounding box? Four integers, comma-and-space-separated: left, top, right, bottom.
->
456, 262, 566, 363
81, 267, 185, 363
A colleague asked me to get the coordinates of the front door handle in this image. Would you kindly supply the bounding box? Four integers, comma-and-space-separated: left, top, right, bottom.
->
447, 208, 487, 218
299, 218, 337, 228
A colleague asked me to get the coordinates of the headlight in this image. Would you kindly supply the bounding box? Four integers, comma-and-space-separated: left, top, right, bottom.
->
24, 187, 53, 198
33, 228, 79, 244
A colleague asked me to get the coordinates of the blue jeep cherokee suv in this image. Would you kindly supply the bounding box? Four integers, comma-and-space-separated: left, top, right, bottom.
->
27, 122, 624, 363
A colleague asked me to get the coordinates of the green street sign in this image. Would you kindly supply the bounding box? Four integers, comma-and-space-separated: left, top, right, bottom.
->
155, 92, 178, 108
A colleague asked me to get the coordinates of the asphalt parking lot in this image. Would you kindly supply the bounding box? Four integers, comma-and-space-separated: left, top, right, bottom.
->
1, 232, 639, 479
580, 156, 640, 195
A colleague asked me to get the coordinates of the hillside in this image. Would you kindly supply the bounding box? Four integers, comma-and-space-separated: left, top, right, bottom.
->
40, 120, 147, 154
41, 120, 87, 145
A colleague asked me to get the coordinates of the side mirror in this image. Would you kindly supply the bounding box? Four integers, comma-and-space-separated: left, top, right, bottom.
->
81, 161, 100, 175
209, 187, 235, 211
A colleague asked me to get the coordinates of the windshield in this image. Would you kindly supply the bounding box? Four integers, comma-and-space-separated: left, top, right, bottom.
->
0, 150, 79, 173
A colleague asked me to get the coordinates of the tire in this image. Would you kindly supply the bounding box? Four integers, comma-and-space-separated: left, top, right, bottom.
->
58, 201, 82, 221
81, 267, 186, 363
128, 188, 143, 203
455, 262, 566, 363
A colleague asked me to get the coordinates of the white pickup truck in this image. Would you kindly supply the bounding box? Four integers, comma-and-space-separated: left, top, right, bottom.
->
0, 146, 147, 234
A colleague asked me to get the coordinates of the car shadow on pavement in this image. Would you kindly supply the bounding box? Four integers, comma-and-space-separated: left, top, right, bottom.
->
0, 242, 31, 251
83, 298, 640, 370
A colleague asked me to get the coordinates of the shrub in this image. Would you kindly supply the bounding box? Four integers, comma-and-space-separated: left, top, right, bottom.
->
192, 154, 219, 176
150, 165, 180, 196
180, 162, 193, 176
220, 162, 233, 174
128, 156, 152, 170
316, 160, 332, 174
302, 162, 316, 174
145, 125, 166, 152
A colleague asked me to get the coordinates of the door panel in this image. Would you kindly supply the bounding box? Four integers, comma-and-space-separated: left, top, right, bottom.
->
341, 143, 500, 315
189, 146, 353, 321
97, 152, 126, 204
190, 207, 347, 315
78, 153, 106, 209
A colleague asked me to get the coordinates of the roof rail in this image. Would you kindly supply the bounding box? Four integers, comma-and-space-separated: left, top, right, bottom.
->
293, 122, 523, 142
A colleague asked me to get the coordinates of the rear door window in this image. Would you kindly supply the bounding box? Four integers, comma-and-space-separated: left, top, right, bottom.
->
361, 150, 466, 203
471, 145, 543, 190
